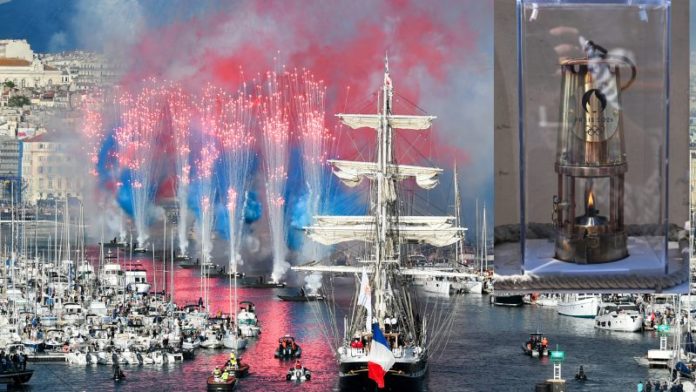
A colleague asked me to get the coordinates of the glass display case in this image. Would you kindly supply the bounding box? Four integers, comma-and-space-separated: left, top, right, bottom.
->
513, 0, 682, 290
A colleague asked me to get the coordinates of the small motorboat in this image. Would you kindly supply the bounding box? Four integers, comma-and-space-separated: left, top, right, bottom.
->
286, 361, 311, 382
522, 333, 549, 358
275, 335, 302, 359
207, 375, 237, 391
100, 238, 129, 249
220, 353, 250, 378
207, 265, 228, 277
240, 275, 286, 288
179, 258, 198, 269
277, 288, 325, 302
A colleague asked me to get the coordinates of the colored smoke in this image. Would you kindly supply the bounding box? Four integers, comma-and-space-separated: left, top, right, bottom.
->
71, 0, 492, 274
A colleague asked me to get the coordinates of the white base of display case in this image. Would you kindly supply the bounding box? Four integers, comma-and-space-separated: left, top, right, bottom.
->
492, 237, 687, 292
523, 236, 672, 277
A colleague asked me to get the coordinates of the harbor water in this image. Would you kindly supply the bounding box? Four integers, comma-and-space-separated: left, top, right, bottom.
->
16, 259, 672, 392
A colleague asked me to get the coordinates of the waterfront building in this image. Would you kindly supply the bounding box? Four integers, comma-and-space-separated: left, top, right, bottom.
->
0, 40, 63, 89
0, 136, 21, 202
21, 132, 83, 203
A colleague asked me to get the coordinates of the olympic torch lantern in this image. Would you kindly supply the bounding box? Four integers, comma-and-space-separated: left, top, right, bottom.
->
552, 39, 636, 264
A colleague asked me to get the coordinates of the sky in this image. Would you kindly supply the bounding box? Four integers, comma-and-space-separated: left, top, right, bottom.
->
0, 0, 494, 239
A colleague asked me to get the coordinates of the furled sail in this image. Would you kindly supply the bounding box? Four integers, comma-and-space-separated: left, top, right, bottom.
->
305, 215, 465, 247
329, 160, 442, 190
313, 216, 455, 225
336, 114, 436, 131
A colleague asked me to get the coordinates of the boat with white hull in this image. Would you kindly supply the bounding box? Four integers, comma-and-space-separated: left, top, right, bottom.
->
422, 276, 455, 295
594, 302, 643, 332
557, 294, 599, 318
124, 268, 151, 294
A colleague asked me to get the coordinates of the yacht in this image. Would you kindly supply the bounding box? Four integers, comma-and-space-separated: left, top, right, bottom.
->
557, 294, 599, 318
124, 268, 151, 294
594, 302, 643, 332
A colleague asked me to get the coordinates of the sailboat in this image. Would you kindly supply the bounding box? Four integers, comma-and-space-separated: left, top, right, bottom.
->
222, 246, 247, 350
293, 57, 468, 390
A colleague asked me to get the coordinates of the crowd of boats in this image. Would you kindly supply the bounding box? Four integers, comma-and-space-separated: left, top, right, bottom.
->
0, 233, 327, 391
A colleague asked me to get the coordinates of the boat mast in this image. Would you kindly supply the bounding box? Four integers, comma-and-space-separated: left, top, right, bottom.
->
454, 163, 462, 266
374, 55, 395, 327
53, 200, 58, 264
163, 215, 167, 294
10, 181, 14, 262
170, 227, 174, 302
9, 182, 14, 295
80, 201, 85, 275
65, 196, 70, 260
482, 204, 488, 273
153, 240, 157, 294
99, 215, 104, 283
34, 204, 38, 260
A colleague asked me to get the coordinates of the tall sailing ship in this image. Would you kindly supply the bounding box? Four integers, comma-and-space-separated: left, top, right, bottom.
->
293, 57, 469, 390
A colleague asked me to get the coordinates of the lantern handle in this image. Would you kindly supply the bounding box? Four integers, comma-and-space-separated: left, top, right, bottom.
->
583, 40, 637, 91
607, 53, 637, 92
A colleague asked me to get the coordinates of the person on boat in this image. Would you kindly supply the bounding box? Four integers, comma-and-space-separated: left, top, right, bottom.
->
637, 380, 644, 392
221, 370, 230, 382
212, 366, 221, 380
294, 360, 303, 370
17, 352, 25, 371
350, 336, 364, 349
645, 380, 653, 392
10, 353, 19, 370
388, 335, 397, 350
227, 353, 238, 369
541, 336, 549, 349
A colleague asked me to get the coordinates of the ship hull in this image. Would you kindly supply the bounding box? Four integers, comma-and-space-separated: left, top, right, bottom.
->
339, 358, 427, 391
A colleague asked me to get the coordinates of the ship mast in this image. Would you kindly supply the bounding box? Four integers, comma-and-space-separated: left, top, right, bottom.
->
454, 163, 462, 266
374, 55, 394, 326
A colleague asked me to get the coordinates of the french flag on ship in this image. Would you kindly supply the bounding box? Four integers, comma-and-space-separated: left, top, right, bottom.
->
368, 322, 396, 388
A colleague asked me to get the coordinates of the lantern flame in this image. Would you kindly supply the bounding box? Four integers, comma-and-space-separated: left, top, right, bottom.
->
587, 191, 595, 211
